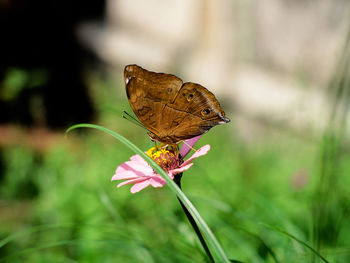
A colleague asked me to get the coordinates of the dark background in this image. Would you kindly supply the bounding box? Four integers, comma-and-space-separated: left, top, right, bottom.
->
0, 0, 105, 128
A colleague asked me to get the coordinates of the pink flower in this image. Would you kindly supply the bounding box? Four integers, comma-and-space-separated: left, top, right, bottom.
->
111, 136, 210, 193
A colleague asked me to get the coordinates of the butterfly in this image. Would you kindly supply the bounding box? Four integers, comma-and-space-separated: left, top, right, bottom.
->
124, 64, 230, 144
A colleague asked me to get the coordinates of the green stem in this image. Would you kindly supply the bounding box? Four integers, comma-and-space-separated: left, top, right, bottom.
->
174, 173, 215, 263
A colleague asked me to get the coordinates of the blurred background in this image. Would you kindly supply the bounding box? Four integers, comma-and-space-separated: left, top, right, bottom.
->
1, 0, 350, 262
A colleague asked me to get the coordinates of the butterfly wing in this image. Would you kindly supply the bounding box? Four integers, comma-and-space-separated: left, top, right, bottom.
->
124, 65, 229, 144
124, 65, 183, 139
164, 82, 230, 142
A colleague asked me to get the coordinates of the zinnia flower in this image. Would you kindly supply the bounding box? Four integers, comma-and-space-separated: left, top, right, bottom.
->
111, 135, 210, 193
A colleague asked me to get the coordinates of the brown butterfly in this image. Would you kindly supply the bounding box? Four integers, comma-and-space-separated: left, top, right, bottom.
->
124, 64, 230, 144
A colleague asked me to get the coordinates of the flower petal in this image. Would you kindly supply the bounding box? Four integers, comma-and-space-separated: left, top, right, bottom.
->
149, 177, 166, 187
111, 171, 138, 181
182, 144, 210, 166
123, 160, 153, 174
130, 154, 148, 165
117, 177, 146, 187
169, 163, 194, 176
112, 165, 140, 180
130, 180, 152, 193
180, 135, 202, 157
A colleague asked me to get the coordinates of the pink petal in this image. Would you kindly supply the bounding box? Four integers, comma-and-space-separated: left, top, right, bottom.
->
149, 177, 166, 187
111, 159, 153, 181
117, 177, 146, 187
182, 144, 210, 166
123, 160, 153, 174
112, 172, 138, 181
112, 165, 140, 180
180, 135, 202, 157
130, 154, 148, 165
169, 163, 194, 175
130, 180, 152, 193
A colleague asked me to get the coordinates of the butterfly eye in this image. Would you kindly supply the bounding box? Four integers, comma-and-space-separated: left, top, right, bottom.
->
187, 94, 194, 101
201, 108, 211, 116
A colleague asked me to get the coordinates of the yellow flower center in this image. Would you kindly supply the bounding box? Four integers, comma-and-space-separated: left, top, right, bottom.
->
146, 144, 181, 171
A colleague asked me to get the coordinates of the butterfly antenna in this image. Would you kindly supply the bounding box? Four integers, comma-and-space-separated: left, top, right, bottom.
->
122, 111, 147, 130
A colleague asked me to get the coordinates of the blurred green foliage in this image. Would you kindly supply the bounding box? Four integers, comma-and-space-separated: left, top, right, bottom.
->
0, 68, 48, 101
0, 73, 349, 263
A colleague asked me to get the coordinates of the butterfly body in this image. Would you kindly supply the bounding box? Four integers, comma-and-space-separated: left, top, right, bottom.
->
124, 64, 230, 144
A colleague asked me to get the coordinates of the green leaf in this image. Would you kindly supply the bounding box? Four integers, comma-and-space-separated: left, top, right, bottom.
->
66, 123, 230, 263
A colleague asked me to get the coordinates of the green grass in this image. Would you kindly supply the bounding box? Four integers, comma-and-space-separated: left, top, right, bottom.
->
0, 72, 350, 262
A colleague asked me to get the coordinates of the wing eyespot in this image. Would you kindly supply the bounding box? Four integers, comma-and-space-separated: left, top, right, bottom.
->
201, 108, 211, 116
187, 94, 194, 102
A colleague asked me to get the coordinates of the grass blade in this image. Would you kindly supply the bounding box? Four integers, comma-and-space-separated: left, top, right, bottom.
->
262, 224, 329, 263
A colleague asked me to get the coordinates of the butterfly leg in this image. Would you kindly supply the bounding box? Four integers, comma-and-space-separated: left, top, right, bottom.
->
178, 140, 198, 152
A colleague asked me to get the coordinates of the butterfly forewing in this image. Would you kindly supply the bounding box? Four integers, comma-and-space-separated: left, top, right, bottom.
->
125, 65, 182, 103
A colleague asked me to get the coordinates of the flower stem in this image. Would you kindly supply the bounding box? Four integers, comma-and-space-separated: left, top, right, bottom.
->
174, 173, 215, 263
